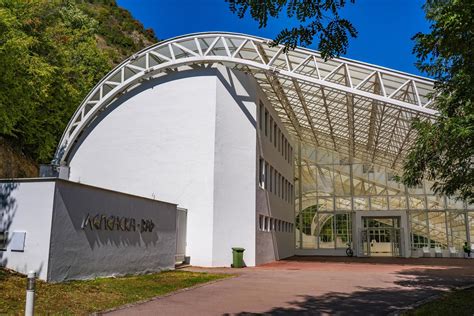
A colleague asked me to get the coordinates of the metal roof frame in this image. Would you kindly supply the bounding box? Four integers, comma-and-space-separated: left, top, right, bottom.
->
55, 32, 437, 169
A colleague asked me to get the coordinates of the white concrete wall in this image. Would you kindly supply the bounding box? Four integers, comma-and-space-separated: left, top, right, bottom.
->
0, 180, 55, 280
49, 180, 177, 282
212, 68, 257, 267
68, 67, 262, 267
255, 87, 295, 264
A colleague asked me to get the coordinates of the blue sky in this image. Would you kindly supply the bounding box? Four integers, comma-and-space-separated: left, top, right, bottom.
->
117, 0, 430, 77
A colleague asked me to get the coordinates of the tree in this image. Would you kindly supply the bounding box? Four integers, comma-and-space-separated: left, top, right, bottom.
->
0, 0, 110, 162
0, 0, 156, 165
401, 0, 473, 203
226, 0, 357, 59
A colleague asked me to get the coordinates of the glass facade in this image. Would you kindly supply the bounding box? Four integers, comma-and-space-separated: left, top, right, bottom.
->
295, 143, 472, 253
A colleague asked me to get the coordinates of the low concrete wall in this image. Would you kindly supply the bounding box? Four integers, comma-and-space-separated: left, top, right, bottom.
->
0, 180, 55, 280
1, 179, 178, 282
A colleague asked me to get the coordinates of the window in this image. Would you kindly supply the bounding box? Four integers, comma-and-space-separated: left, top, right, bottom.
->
363, 164, 374, 173
259, 158, 265, 188
282, 177, 285, 200
264, 110, 269, 137
278, 174, 281, 197
269, 166, 273, 192
281, 135, 284, 156
287, 143, 291, 163
259, 215, 264, 231
278, 129, 281, 152
265, 162, 269, 189
287, 181, 290, 203
274, 169, 278, 195
273, 124, 277, 147
284, 139, 288, 161
269, 117, 273, 142
259, 102, 264, 131
264, 217, 269, 231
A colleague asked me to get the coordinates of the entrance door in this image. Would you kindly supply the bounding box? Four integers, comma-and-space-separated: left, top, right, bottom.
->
176, 208, 187, 264
361, 217, 402, 257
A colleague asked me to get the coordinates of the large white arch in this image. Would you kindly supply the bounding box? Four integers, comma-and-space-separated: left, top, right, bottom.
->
55, 32, 437, 168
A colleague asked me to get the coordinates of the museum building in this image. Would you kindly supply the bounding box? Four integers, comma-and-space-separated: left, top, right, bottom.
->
1, 32, 473, 280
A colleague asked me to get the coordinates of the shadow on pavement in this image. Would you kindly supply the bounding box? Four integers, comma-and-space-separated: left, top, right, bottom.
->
231, 265, 474, 316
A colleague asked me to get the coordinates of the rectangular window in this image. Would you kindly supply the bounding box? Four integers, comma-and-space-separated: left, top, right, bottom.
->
290, 183, 295, 204
259, 102, 264, 131
269, 218, 273, 231
287, 143, 290, 163
278, 174, 281, 197
273, 124, 277, 147
269, 117, 273, 142
264, 110, 269, 137
281, 134, 284, 157
288, 183, 291, 203
284, 139, 287, 161
259, 158, 265, 188
264, 216, 269, 231
265, 162, 269, 190
269, 166, 273, 193
274, 169, 277, 195
282, 178, 286, 201
259, 215, 264, 231
278, 129, 281, 152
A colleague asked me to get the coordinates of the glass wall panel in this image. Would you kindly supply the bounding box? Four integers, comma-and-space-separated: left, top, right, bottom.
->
386, 171, 405, 195
297, 205, 317, 249
318, 213, 334, 248
354, 197, 370, 210
333, 165, 351, 196
335, 197, 351, 211
469, 213, 474, 245
427, 195, 445, 210
409, 196, 426, 210
389, 196, 406, 210
295, 142, 471, 251
316, 167, 333, 196
335, 213, 352, 248
427, 212, 448, 249
410, 211, 429, 249
371, 196, 388, 211
447, 211, 466, 251
446, 198, 464, 209
317, 197, 334, 212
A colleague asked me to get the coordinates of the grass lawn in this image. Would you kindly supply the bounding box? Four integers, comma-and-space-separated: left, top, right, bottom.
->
404, 287, 474, 316
0, 268, 231, 314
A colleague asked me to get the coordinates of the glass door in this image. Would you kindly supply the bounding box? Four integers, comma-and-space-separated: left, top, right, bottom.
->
361, 217, 401, 257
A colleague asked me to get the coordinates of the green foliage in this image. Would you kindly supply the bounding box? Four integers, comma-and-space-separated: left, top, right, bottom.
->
401, 0, 474, 203
226, 0, 357, 59
0, 0, 157, 163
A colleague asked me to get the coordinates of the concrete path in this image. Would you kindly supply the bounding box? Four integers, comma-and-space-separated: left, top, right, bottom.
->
106, 257, 474, 315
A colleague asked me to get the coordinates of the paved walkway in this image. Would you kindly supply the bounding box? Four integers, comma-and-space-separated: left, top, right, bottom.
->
106, 257, 474, 315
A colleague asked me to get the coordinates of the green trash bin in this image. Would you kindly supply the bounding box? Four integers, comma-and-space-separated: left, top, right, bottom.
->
231, 247, 245, 268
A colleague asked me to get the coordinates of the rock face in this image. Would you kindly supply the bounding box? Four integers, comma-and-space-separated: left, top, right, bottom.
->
0, 139, 38, 178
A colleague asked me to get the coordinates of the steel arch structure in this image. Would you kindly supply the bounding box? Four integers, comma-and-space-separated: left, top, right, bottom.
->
55, 32, 437, 168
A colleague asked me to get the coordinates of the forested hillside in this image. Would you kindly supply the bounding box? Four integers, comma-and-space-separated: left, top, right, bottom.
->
0, 0, 157, 177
